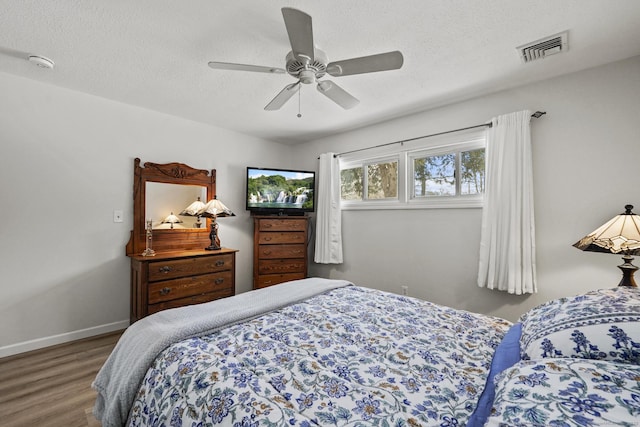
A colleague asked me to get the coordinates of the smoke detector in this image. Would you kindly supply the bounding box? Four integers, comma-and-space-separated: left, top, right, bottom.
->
517, 31, 568, 63
28, 55, 55, 69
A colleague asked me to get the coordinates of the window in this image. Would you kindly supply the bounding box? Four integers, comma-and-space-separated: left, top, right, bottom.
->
341, 157, 399, 202
340, 129, 485, 209
460, 148, 486, 195
368, 160, 398, 200
340, 167, 363, 200
410, 147, 485, 199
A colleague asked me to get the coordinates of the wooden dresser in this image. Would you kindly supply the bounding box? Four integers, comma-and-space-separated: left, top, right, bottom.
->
129, 248, 237, 322
125, 159, 241, 323
253, 216, 309, 289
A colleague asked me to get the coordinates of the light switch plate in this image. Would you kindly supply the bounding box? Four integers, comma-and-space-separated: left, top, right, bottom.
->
113, 210, 124, 223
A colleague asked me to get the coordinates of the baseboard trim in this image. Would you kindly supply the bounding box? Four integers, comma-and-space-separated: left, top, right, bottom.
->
0, 320, 129, 358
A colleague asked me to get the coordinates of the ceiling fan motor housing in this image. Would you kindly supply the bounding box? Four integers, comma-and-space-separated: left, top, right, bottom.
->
286, 49, 327, 83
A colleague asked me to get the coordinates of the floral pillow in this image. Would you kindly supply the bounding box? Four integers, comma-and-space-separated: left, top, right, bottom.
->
519, 287, 640, 364
485, 358, 640, 426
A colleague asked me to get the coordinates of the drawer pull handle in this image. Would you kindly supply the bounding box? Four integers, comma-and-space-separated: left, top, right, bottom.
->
263, 223, 273, 228
264, 237, 272, 241
263, 250, 272, 255
215, 260, 225, 267
215, 278, 225, 285
159, 287, 171, 295
158, 266, 173, 274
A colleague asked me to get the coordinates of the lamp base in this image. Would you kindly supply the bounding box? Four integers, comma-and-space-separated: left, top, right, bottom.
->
204, 221, 221, 251
141, 248, 156, 257
617, 255, 638, 287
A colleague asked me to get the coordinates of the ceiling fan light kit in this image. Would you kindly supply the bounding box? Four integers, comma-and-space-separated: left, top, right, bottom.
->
208, 7, 404, 112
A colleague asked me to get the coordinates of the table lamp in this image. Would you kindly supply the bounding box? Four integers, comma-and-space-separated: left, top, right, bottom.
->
180, 197, 206, 228
573, 204, 640, 287
197, 196, 235, 250
161, 212, 182, 229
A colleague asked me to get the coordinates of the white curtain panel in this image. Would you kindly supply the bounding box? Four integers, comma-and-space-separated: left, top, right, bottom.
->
478, 110, 537, 294
314, 153, 343, 264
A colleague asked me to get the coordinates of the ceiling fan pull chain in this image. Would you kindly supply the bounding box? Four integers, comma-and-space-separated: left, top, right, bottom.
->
297, 85, 302, 118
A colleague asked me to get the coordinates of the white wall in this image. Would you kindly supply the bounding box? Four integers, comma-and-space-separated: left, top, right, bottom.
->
0, 72, 293, 356
295, 55, 640, 322
2, 56, 638, 356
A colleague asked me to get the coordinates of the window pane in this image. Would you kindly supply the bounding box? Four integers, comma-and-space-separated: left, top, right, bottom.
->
367, 161, 398, 199
460, 148, 485, 195
340, 167, 363, 200
413, 154, 455, 197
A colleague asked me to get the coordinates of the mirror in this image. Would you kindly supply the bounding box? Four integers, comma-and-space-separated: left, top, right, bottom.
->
146, 183, 207, 229
126, 158, 216, 256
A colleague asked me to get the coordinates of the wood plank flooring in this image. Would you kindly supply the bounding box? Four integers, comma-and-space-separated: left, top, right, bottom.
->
0, 330, 123, 427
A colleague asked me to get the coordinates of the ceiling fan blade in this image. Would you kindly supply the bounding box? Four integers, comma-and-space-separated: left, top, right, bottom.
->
208, 61, 285, 74
264, 82, 300, 110
316, 80, 359, 109
326, 51, 404, 77
281, 7, 314, 63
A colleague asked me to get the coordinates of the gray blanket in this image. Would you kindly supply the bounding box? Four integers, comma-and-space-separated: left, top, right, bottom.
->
92, 277, 352, 427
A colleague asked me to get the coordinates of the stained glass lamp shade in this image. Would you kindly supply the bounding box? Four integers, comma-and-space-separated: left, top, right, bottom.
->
196, 197, 235, 250
573, 204, 640, 287
161, 212, 183, 229
180, 197, 206, 228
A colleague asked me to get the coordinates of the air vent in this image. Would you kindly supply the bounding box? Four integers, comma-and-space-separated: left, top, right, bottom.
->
517, 31, 568, 63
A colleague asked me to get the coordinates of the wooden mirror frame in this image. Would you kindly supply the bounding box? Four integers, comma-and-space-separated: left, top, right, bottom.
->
126, 158, 216, 256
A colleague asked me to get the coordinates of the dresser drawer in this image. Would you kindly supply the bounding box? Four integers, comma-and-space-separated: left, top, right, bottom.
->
255, 273, 305, 289
147, 289, 233, 315
258, 232, 306, 245
148, 254, 233, 281
259, 219, 307, 232
258, 259, 306, 275
148, 271, 233, 304
257, 244, 305, 259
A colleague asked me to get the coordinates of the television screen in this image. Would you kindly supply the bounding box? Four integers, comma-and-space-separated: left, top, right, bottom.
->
246, 167, 315, 215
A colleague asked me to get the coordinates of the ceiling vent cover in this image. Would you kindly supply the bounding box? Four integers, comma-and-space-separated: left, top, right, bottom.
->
518, 31, 568, 63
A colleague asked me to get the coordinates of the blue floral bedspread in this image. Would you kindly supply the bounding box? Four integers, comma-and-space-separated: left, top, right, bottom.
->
127, 286, 511, 426
485, 358, 640, 427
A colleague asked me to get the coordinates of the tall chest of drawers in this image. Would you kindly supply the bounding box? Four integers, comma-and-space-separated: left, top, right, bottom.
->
253, 216, 309, 289
129, 248, 237, 323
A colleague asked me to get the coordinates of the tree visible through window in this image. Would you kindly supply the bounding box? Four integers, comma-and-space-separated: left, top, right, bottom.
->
412, 148, 485, 198
341, 160, 398, 201
339, 130, 485, 208
460, 148, 485, 195
340, 167, 363, 200
368, 160, 398, 199
414, 153, 455, 196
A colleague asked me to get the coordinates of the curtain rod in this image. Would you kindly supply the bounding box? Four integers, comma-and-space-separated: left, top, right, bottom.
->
322, 111, 546, 159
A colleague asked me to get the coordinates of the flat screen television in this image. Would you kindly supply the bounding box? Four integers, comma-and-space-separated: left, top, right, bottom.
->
246, 166, 315, 216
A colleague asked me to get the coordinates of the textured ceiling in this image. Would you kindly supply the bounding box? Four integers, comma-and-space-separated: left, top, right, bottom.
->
1, 0, 640, 144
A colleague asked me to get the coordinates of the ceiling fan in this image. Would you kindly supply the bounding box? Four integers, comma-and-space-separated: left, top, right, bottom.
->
208, 7, 404, 111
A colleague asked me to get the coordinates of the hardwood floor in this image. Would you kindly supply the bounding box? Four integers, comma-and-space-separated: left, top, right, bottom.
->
0, 330, 123, 427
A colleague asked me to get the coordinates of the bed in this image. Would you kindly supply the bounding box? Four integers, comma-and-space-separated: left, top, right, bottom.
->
93, 278, 640, 427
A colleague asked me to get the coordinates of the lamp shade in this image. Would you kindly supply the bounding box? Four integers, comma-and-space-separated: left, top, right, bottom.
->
161, 212, 183, 225
161, 212, 183, 230
573, 205, 640, 255
197, 197, 235, 218
180, 197, 206, 216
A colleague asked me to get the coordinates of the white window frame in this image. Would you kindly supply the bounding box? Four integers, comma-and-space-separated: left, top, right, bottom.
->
339, 128, 486, 210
